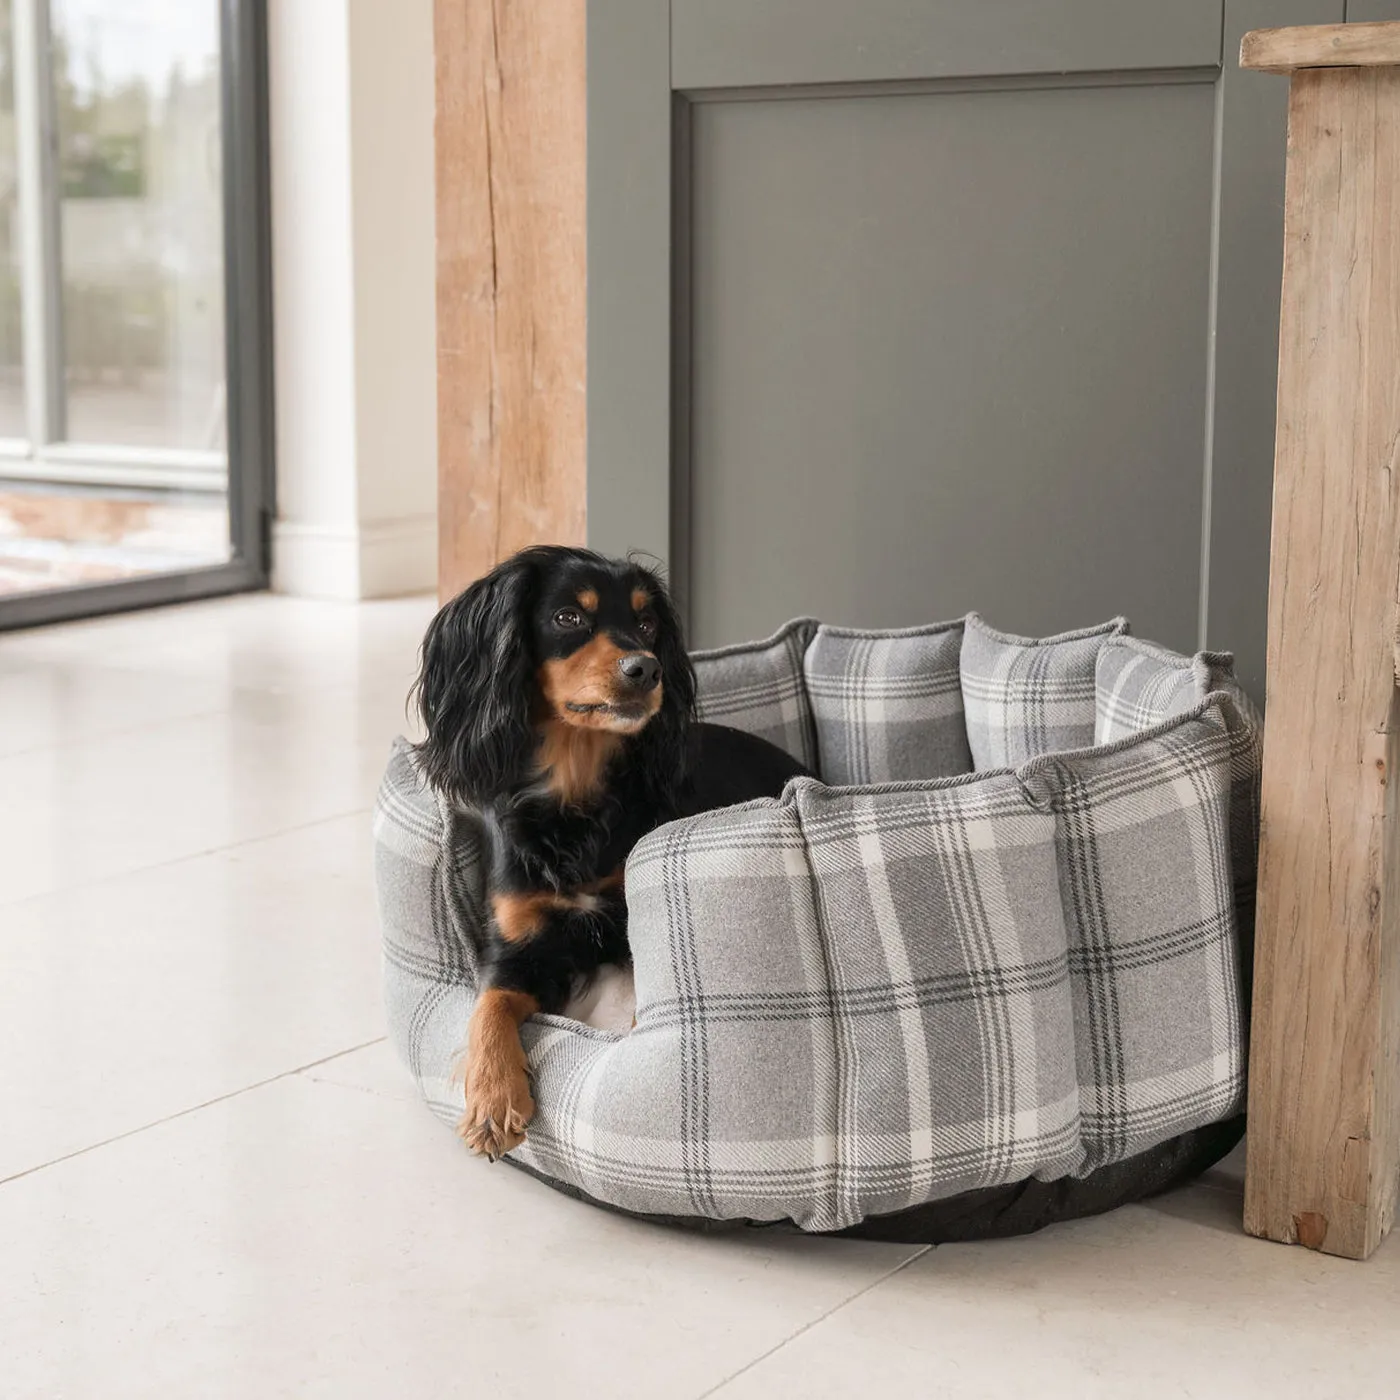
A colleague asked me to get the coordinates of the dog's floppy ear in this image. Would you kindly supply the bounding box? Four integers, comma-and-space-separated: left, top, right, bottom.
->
411, 554, 538, 806
632, 567, 695, 816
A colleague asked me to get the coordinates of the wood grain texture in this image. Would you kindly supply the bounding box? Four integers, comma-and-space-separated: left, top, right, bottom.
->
1241, 20, 1400, 73
1244, 66, 1400, 1260
434, 0, 586, 602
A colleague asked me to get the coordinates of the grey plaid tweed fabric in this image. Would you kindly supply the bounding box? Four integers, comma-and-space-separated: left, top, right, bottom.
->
693, 619, 819, 769
375, 614, 1258, 1231
1096, 636, 1239, 743
803, 620, 972, 785
1018, 711, 1252, 1175
1093, 635, 1263, 964
961, 614, 1130, 770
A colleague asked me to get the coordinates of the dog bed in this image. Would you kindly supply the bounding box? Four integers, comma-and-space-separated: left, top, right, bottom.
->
375, 613, 1261, 1239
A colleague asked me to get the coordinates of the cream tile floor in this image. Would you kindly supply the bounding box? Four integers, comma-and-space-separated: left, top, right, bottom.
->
2, 592, 1397, 1399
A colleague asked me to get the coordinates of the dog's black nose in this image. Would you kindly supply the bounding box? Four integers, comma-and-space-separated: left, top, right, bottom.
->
617, 652, 661, 692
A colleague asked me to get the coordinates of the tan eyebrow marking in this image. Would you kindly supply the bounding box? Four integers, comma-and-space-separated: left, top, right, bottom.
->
631, 588, 651, 612
577, 588, 599, 612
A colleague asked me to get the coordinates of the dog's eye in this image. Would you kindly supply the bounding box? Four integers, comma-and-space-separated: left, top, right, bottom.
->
637, 613, 658, 640
553, 609, 587, 631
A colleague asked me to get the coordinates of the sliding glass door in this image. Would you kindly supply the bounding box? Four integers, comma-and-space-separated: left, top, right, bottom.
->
0, 0, 270, 627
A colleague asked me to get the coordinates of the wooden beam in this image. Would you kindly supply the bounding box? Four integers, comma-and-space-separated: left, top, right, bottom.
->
1241, 21, 1400, 74
434, 0, 586, 602
1242, 57, 1400, 1260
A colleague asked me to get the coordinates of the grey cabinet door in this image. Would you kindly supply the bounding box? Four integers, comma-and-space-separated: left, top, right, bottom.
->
588, 1, 1379, 693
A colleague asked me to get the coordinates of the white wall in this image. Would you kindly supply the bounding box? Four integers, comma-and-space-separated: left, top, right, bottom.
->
266, 0, 437, 600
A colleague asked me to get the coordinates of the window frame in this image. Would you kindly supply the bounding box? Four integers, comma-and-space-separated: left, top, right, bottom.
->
0, 0, 273, 630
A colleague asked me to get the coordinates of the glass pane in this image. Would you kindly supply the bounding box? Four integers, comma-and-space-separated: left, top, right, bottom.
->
0, 0, 25, 438
0, 1, 229, 600
0, 481, 228, 592
51, 0, 224, 452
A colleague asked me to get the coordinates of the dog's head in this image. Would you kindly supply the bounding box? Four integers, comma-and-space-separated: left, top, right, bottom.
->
412, 546, 695, 809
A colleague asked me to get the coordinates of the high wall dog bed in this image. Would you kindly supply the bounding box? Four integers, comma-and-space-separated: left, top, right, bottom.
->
375, 613, 1261, 1241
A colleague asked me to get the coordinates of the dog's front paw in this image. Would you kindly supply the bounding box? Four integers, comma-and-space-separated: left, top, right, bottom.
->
457, 1056, 535, 1161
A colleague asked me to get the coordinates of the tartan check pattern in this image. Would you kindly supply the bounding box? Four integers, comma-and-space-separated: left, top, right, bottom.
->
1094, 635, 1263, 965
1018, 708, 1252, 1175
693, 619, 819, 769
1096, 636, 1238, 743
961, 613, 1130, 770
803, 620, 972, 785
375, 615, 1258, 1231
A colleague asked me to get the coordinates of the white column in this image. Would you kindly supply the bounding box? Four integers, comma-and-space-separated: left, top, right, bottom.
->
266, 0, 437, 600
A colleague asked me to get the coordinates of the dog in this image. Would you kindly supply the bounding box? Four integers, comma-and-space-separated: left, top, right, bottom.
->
412, 545, 809, 1159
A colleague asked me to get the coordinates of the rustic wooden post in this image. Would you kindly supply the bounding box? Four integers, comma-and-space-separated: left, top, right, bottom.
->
434, 0, 587, 601
1240, 22, 1400, 1261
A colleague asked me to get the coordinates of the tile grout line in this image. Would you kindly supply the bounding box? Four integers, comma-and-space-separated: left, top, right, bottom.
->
693, 1244, 933, 1400
1, 697, 415, 763
0, 1036, 388, 1188
299, 1072, 417, 1104
0, 803, 380, 914
0, 681, 296, 760
0, 594, 433, 670
0, 668, 423, 762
